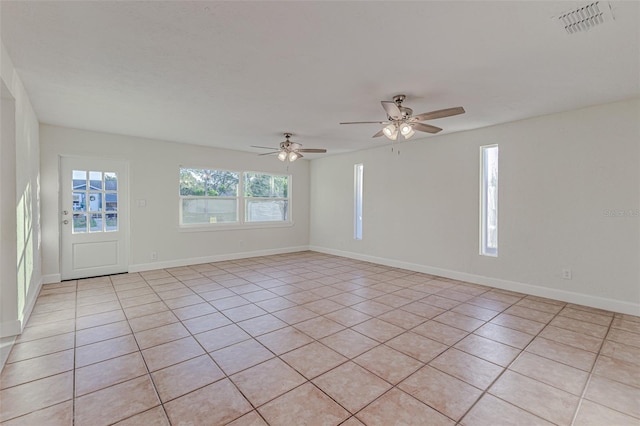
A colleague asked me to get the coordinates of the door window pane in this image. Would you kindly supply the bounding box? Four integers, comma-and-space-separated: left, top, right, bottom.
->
104, 172, 117, 190
89, 193, 102, 211
73, 192, 86, 212
89, 213, 103, 232
105, 193, 118, 211
73, 213, 87, 233
106, 213, 118, 231
89, 171, 102, 190
73, 170, 87, 190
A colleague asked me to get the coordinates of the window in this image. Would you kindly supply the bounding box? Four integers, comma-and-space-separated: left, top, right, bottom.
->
480, 145, 499, 256
72, 170, 119, 233
354, 163, 363, 240
179, 168, 290, 227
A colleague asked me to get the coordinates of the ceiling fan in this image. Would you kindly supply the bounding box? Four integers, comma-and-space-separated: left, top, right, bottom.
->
340, 94, 465, 140
252, 133, 327, 162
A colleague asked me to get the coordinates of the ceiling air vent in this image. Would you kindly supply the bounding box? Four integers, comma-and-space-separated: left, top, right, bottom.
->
558, 2, 614, 34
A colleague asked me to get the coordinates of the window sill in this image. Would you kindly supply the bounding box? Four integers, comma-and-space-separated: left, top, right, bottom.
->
178, 222, 294, 232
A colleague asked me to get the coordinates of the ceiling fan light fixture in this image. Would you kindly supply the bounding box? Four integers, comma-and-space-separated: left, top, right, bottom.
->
288, 151, 300, 162
383, 123, 398, 140
400, 123, 413, 136
277, 150, 288, 161
403, 128, 416, 139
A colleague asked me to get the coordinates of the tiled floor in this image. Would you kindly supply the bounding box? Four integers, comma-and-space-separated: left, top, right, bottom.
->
1, 251, 639, 425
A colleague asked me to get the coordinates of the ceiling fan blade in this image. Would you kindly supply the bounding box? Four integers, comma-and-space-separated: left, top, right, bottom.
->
413, 107, 465, 121
413, 123, 443, 134
258, 151, 279, 156
372, 129, 384, 138
298, 148, 327, 153
340, 121, 387, 125
251, 145, 279, 150
381, 101, 402, 119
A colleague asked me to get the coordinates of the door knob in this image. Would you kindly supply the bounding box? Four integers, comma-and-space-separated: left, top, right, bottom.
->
63, 220, 69, 225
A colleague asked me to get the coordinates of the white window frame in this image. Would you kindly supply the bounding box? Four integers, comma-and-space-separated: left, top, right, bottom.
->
480, 145, 499, 257
178, 167, 292, 231
354, 163, 363, 240
244, 171, 290, 224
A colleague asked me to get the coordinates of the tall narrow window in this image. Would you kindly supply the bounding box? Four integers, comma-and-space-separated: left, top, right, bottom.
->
354, 163, 363, 240
481, 145, 499, 256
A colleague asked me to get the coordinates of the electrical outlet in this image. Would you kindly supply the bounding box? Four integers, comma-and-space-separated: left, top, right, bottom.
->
562, 268, 572, 280
151, 251, 158, 261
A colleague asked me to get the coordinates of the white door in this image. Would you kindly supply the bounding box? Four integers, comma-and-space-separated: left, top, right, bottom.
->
61, 157, 129, 280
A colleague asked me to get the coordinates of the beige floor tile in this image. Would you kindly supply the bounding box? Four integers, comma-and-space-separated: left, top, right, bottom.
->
387, 332, 449, 363
411, 320, 469, 346
302, 299, 344, 315
182, 311, 231, 334
434, 311, 485, 332
401, 301, 447, 318
0, 372, 73, 423
76, 320, 132, 346
226, 410, 268, 426
490, 313, 545, 335
473, 323, 533, 349
294, 316, 345, 339
515, 299, 563, 314
600, 340, 640, 366
489, 370, 579, 425
281, 342, 347, 379
242, 290, 278, 304
607, 328, 640, 349
142, 336, 205, 372
461, 393, 554, 426
75, 352, 147, 396
76, 310, 126, 330
16, 319, 76, 343
320, 329, 379, 359
431, 348, 503, 390
258, 382, 349, 425
525, 337, 597, 371
351, 300, 395, 316
451, 303, 499, 321
163, 294, 205, 309
151, 355, 224, 402
584, 375, 640, 418
254, 296, 297, 312
510, 351, 588, 396
113, 406, 170, 425
272, 306, 319, 324
119, 293, 161, 308
75, 334, 139, 368
352, 318, 405, 343
128, 310, 179, 332
257, 326, 314, 355
134, 322, 190, 350
593, 355, 640, 388
378, 309, 426, 329
328, 292, 367, 307
357, 388, 454, 426
194, 323, 251, 352
550, 315, 609, 338
27, 308, 76, 327
164, 378, 252, 425
354, 345, 423, 384
573, 399, 639, 426
1, 349, 74, 389
467, 296, 511, 312
422, 295, 461, 310
399, 365, 482, 421
222, 304, 268, 322
325, 307, 372, 327
454, 334, 521, 367
313, 361, 391, 413
231, 358, 306, 406
123, 301, 168, 319
237, 314, 288, 336
503, 305, 556, 323
2, 400, 73, 426
6, 332, 75, 363
211, 339, 275, 375
539, 325, 603, 353
612, 317, 640, 334
559, 307, 613, 327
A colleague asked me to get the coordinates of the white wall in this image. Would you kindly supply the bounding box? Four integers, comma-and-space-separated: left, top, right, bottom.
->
310, 98, 640, 315
40, 125, 311, 280
0, 42, 42, 369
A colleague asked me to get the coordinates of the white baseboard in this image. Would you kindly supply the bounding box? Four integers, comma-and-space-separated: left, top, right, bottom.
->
42, 274, 62, 284
309, 246, 640, 316
129, 246, 311, 273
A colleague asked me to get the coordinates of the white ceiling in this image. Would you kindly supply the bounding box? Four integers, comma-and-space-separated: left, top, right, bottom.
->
1, 1, 638, 156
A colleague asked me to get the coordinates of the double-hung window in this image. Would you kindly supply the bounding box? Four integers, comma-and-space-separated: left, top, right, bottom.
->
179, 168, 290, 227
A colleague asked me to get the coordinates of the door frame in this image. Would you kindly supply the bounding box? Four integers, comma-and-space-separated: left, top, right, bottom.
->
59, 155, 131, 280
